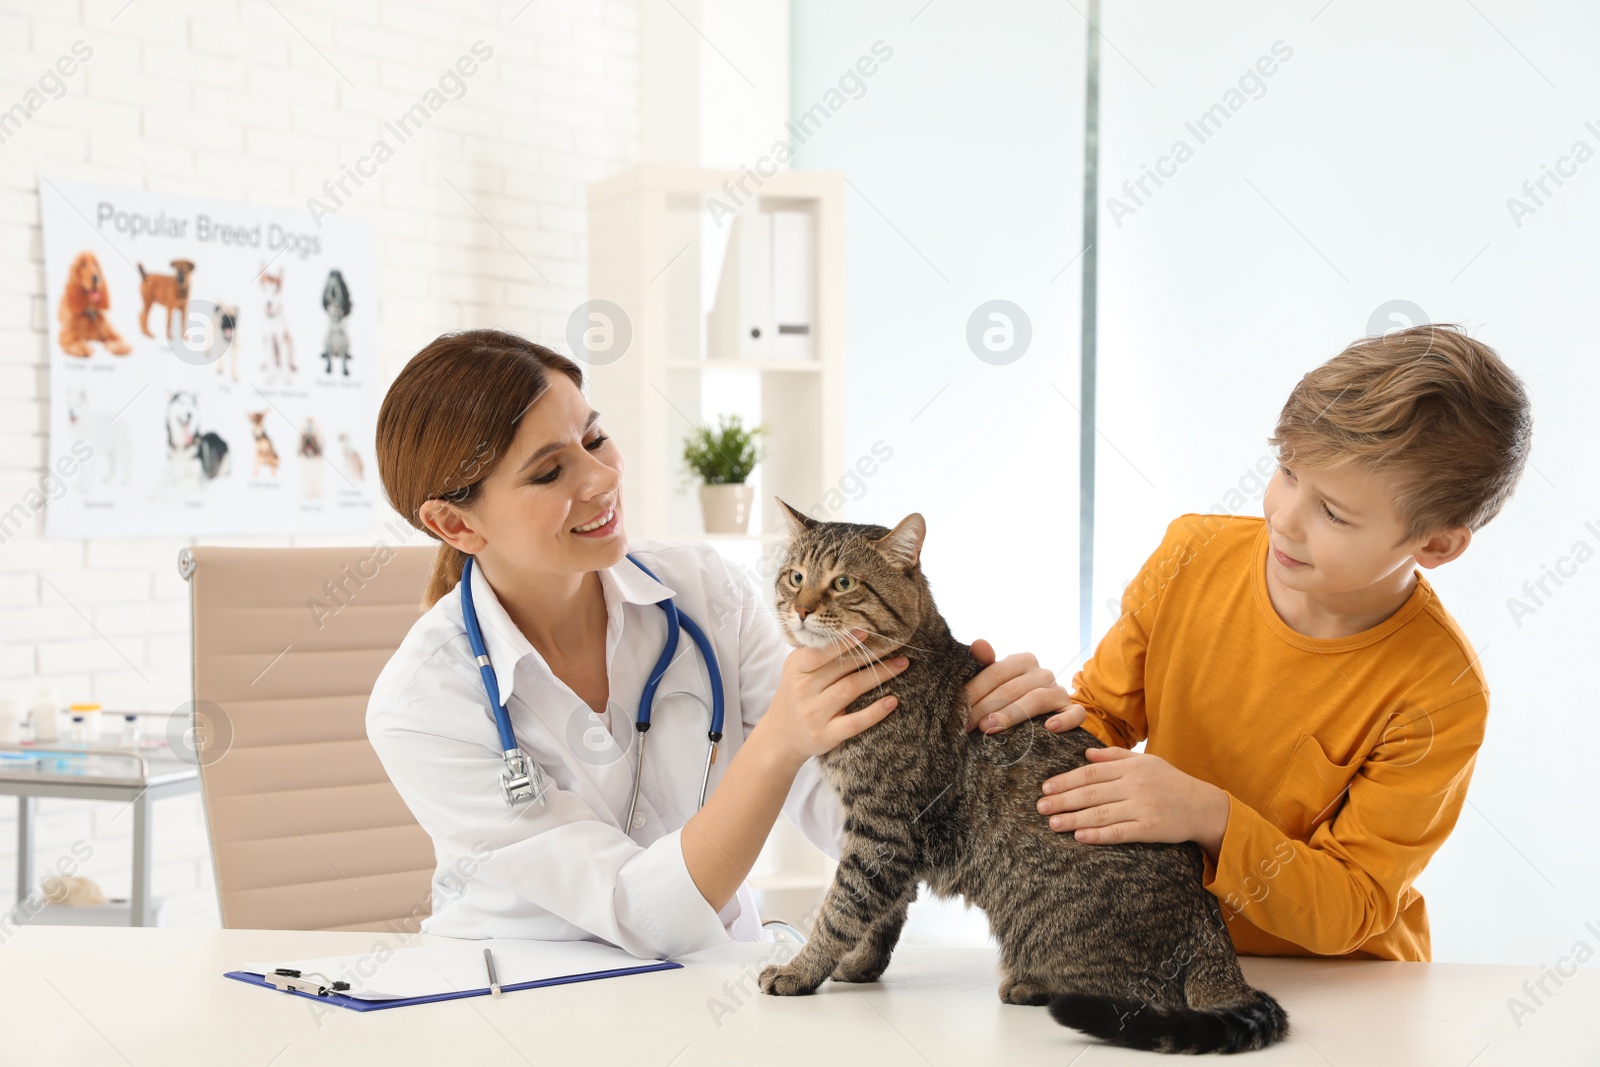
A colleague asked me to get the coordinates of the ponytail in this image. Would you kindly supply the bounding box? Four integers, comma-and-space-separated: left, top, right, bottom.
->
426, 542, 469, 608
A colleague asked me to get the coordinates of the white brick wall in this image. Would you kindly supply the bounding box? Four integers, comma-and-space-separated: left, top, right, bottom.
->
0, 0, 640, 927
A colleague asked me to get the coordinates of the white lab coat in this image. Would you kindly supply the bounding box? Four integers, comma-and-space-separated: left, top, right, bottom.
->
365, 538, 845, 960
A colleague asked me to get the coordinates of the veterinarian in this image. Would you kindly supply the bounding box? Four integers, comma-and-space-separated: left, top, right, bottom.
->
366, 328, 1079, 959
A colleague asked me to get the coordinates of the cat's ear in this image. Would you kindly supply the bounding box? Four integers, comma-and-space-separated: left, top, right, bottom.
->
775, 497, 817, 535
870, 513, 926, 572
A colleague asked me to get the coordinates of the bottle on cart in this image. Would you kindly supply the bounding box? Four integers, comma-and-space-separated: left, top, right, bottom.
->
69, 703, 103, 745
120, 713, 141, 748
31, 688, 60, 744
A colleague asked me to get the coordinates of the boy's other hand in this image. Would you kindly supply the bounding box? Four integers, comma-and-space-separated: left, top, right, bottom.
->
963, 639, 1077, 733
1037, 747, 1230, 859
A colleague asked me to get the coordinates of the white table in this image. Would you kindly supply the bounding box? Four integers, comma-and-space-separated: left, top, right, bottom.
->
0, 743, 199, 926
0, 927, 1594, 1065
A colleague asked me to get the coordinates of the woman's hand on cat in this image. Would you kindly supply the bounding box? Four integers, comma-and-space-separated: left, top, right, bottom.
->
963, 640, 1078, 734
1036, 747, 1230, 858
755, 628, 910, 769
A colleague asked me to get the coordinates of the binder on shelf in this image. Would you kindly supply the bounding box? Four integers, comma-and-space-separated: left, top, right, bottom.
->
769, 208, 814, 361
224, 937, 681, 1013
707, 209, 772, 360
706, 206, 816, 363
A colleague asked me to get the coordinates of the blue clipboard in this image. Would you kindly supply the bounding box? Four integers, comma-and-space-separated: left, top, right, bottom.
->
223, 958, 681, 1012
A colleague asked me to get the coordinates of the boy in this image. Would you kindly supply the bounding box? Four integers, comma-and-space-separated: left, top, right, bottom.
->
1027, 324, 1532, 960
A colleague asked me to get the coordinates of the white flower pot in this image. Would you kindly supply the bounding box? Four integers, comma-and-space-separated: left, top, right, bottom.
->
699, 483, 754, 534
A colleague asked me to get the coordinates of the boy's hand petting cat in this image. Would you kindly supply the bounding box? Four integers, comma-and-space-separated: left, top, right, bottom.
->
963, 639, 1078, 734
756, 627, 910, 769
1037, 748, 1231, 860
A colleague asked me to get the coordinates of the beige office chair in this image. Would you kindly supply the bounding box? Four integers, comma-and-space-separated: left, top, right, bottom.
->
180, 544, 438, 932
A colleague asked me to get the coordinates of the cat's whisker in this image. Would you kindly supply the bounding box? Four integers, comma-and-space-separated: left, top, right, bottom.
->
834, 630, 875, 673
836, 628, 903, 677
818, 626, 866, 669
846, 625, 933, 656
819, 627, 858, 662
834, 627, 869, 655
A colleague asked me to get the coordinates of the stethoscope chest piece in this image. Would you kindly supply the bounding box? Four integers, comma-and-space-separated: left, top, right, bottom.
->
461, 556, 550, 808
499, 748, 546, 806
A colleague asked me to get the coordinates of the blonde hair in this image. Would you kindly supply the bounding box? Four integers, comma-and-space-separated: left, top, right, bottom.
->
376, 329, 586, 606
1268, 324, 1532, 546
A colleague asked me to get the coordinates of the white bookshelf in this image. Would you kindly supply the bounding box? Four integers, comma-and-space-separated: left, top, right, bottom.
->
584, 164, 847, 562
584, 164, 848, 928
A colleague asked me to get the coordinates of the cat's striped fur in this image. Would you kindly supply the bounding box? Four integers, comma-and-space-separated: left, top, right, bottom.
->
757, 502, 1289, 1055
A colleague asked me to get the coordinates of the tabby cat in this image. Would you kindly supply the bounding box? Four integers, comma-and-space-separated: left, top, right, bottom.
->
757, 501, 1289, 1055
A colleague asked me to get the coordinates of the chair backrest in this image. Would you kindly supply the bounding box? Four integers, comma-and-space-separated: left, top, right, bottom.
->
181, 544, 438, 932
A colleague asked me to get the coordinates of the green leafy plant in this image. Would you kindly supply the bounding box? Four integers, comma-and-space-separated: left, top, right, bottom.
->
682, 414, 765, 485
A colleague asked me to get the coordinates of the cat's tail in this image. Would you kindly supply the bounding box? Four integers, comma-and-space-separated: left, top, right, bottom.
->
1047, 987, 1288, 1055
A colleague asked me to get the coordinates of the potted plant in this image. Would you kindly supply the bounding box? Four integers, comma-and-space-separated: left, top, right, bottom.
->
682, 414, 765, 534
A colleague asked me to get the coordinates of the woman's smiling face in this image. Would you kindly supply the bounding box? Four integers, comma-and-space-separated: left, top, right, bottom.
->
459, 374, 627, 576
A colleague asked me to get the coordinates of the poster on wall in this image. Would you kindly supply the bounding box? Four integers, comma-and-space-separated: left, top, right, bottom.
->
40, 177, 377, 537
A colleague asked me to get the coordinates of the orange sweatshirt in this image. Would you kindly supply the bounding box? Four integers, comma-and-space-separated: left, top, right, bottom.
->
1072, 514, 1488, 961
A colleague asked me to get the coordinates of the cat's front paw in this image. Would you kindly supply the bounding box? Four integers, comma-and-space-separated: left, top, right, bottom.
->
830, 953, 890, 984
759, 963, 820, 996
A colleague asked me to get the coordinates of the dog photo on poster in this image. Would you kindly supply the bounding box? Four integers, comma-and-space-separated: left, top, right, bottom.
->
40, 177, 377, 537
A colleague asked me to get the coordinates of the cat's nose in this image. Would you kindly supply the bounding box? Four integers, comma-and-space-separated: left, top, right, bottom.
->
795, 607, 810, 621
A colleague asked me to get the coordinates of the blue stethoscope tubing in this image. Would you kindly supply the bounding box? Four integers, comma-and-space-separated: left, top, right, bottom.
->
460, 553, 725, 825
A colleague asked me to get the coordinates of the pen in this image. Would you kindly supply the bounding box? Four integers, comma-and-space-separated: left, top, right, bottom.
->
484, 947, 501, 998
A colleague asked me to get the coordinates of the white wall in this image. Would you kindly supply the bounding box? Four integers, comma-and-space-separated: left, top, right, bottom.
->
789, 1, 1086, 942
637, 0, 789, 169
1093, 0, 1600, 965
0, 0, 639, 925
788, 2, 1086, 675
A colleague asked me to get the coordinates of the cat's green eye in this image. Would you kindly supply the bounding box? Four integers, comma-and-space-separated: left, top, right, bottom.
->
788, 569, 804, 587
832, 575, 855, 592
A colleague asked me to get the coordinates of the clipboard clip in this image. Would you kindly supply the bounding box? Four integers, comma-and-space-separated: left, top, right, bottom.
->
267, 968, 351, 997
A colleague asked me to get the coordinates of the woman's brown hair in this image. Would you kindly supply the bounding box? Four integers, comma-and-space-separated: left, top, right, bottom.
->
376, 328, 586, 606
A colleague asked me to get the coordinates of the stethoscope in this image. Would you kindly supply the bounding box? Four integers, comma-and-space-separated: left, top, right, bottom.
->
460, 554, 725, 831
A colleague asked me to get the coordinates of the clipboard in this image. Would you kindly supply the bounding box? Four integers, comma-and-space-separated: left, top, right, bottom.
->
223, 960, 680, 1012
223, 938, 682, 1012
